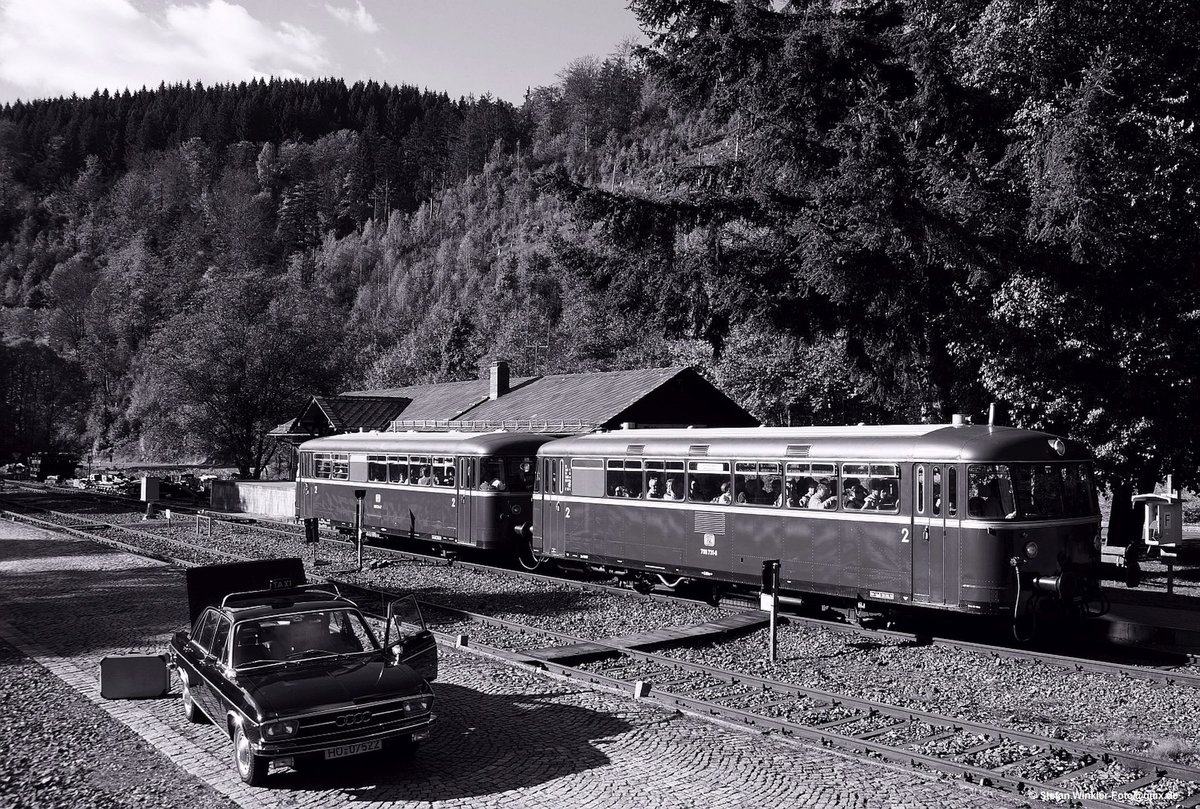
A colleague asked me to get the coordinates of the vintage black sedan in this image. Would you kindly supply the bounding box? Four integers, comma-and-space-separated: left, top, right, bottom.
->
168, 558, 437, 786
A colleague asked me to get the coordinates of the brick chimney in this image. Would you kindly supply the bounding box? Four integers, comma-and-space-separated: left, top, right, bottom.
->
489, 360, 510, 400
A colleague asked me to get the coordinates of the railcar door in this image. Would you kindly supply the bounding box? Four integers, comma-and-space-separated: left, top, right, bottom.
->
912, 464, 944, 603
298, 452, 313, 518
538, 457, 567, 556
913, 464, 958, 605
456, 457, 473, 542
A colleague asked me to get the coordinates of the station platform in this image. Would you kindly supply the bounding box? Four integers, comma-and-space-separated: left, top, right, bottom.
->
1094, 587, 1200, 656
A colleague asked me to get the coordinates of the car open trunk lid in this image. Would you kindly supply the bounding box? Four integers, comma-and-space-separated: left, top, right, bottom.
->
185, 557, 308, 623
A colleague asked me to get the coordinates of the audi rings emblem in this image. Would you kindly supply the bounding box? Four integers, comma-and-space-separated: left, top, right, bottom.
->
336, 711, 372, 728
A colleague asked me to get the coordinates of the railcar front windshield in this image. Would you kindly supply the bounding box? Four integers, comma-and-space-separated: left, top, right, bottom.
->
967, 463, 1098, 520
232, 608, 380, 669
478, 456, 537, 492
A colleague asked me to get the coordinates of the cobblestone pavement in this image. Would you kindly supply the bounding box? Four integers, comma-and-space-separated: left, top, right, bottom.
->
0, 520, 1041, 808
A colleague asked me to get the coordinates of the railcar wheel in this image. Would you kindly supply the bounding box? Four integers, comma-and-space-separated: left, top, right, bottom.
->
234, 723, 269, 786
181, 681, 206, 724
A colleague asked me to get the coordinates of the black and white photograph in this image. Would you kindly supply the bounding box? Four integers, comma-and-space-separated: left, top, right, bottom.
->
1, 1, 1199, 807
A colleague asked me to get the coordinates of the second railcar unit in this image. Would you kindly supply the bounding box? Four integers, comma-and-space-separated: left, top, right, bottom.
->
531, 424, 1103, 619
296, 432, 552, 553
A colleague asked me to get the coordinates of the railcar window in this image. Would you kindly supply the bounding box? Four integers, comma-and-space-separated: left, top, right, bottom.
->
784, 462, 834, 509
367, 455, 388, 483
331, 457, 349, 480
313, 453, 333, 479
570, 458, 603, 497
503, 457, 536, 492
967, 465, 1018, 518
917, 466, 926, 515
458, 459, 474, 491
646, 460, 684, 500
688, 461, 731, 503
735, 462, 782, 506
784, 462, 816, 508
410, 456, 432, 485
948, 467, 958, 517
606, 460, 643, 498
841, 463, 870, 510
562, 461, 573, 495
434, 457, 454, 487
388, 456, 408, 484
932, 466, 942, 517
860, 464, 900, 511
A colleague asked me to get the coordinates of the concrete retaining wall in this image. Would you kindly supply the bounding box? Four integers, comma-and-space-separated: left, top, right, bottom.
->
209, 480, 295, 520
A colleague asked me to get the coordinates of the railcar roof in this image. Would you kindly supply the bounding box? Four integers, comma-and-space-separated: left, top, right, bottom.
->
298, 430, 551, 456
539, 425, 1093, 464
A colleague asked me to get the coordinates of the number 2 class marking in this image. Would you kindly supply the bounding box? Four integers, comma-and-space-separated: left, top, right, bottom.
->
564, 507, 571, 519
901, 528, 910, 543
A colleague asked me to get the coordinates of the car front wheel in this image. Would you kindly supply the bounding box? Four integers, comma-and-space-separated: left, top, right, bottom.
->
233, 723, 268, 786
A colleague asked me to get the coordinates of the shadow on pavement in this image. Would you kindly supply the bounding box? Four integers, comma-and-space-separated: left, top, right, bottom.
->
265, 682, 632, 800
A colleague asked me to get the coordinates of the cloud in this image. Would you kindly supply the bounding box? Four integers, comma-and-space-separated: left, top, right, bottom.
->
0, 0, 329, 101
325, 1, 379, 34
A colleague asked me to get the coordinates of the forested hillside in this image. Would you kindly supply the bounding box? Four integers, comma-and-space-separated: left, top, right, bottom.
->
2, 1, 1199, 540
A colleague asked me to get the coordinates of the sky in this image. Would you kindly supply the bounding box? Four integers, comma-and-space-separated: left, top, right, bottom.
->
0, 0, 644, 105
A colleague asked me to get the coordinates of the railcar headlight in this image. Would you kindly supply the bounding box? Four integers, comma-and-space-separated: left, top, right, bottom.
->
1024, 541, 1039, 559
262, 719, 299, 739
511, 504, 522, 515
404, 696, 432, 715
1094, 532, 1103, 551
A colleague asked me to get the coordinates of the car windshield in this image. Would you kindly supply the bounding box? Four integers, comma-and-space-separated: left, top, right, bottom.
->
968, 463, 1098, 520
232, 608, 380, 668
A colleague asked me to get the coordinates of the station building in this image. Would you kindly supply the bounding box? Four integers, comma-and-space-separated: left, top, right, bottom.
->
223, 364, 757, 516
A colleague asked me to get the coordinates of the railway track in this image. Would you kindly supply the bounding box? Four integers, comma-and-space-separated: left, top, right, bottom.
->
5, 483, 1200, 689
3, 491, 1200, 806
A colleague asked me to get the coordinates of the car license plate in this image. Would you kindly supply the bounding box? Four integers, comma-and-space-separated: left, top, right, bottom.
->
324, 739, 382, 760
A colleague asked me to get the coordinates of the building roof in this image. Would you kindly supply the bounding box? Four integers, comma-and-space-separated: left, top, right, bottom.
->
267, 396, 411, 439
453, 366, 691, 429
274, 365, 757, 442
347, 377, 536, 422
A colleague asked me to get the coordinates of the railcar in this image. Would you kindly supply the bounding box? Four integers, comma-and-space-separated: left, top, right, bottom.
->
296, 432, 552, 553
530, 423, 1103, 621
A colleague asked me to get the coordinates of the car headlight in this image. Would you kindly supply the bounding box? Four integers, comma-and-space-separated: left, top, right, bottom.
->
404, 696, 432, 715
1024, 541, 1039, 559
262, 719, 299, 739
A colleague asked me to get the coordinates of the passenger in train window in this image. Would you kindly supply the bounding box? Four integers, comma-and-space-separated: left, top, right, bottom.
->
492, 478, 507, 491
418, 466, 434, 485
766, 479, 783, 507
863, 484, 883, 510
809, 483, 836, 510
613, 485, 629, 497
843, 484, 866, 510
736, 477, 762, 504
712, 481, 732, 504
646, 476, 662, 499
664, 478, 681, 500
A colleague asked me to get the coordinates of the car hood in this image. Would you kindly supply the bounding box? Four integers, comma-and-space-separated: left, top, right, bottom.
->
239, 656, 429, 718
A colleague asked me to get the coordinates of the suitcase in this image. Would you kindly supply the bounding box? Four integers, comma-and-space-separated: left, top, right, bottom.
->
99, 654, 170, 699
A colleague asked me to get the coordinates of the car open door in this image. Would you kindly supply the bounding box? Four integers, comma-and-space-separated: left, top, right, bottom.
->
384, 596, 437, 682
